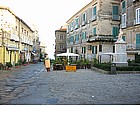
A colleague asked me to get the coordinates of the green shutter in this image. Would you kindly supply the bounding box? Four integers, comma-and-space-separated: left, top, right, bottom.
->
122, 36, 126, 41
136, 34, 140, 49
93, 6, 96, 15
113, 6, 118, 15
93, 27, 96, 35
92, 46, 94, 54
82, 32, 86, 40
112, 27, 119, 37
75, 18, 78, 26
122, 1, 126, 9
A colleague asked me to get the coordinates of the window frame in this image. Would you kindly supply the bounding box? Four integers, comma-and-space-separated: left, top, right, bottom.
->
136, 8, 140, 24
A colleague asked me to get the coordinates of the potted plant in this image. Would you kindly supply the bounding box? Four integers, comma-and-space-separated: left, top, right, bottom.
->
6, 62, 13, 70
22, 59, 27, 66
15, 63, 20, 68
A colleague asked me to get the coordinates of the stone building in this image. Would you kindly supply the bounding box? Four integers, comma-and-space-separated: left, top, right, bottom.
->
55, 26, 67, 58
0, 6, 39, 65
66, 0, 120, 62
40, 42, 47, 59
121, 0, 140, 61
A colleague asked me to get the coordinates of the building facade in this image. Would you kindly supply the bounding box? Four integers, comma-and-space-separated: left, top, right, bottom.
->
121, 0, 140, 61
40, 42, 47, 59
0, 6, 39, 65
55, 26, 67, 58
66, 0, 121, 62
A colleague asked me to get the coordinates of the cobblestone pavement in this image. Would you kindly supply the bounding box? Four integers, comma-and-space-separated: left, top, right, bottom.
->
0, 62, 140, 105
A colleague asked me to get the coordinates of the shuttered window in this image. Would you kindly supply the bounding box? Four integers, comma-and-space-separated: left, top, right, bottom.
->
83, 13, 86, 21
93, 27, 96, 35
82, 47, 86, 54
121, 13, 126, 28
82, 31, 86, 40
93, 6, 96, 15
112, 27, 119, 37
112, 6, 119, 20
136, 8, 140, 24
122, 36, 126, 41
136, 34, 140, 49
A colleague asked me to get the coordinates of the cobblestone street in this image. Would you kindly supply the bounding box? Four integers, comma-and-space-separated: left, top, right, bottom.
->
0, 63, 140, 105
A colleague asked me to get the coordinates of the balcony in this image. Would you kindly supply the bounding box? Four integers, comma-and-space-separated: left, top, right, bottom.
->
82, 21, 87, 26
87, 35, 117, 42
91, 15, 97, 21
10, 33, 15, 41
70, 27, 74, 32
75, 25, 79, 30
112, 15, 120, 21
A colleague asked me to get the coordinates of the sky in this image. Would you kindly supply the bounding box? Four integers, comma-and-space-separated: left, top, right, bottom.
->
1, 0, 92, 59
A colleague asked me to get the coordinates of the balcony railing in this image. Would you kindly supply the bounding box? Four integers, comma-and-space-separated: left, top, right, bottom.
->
88, 34, 117, 42
112, 15, 120, 21
91, 15, 97, 21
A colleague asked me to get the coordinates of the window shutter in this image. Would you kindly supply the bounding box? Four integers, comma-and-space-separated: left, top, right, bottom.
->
112, 27, 119, 37
93, 27, 96, 35
113, 6, 118, 15
93, 6, 97, 15
136, 34, 140, 48
122, 1, 126, 9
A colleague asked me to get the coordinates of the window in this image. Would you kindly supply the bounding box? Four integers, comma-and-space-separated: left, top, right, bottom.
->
113, 46, 115, 53
82, 31, 86, 40
71, 21, 74, 31
136, 8, 140, 24
112, 6, 119, 20
99, 45, 102, 52
122, 36, 126, 41
122, 0, 126, 13
91, 46, 97, 54
75, 34, 79, 43
82, 13, 86, 21
136, 34, 140, 49
92, 6, 97, 21
75, 17, 79, 29
71, 47, 73, 53
112, 27, 119, 37
121, 13, 126, 28
60, 34, 63, 40
92, 46, 94, 54
93, 27, 96, 36
67, 24, 70, 33
70, 36, 74, 43
82, 47, 86, 54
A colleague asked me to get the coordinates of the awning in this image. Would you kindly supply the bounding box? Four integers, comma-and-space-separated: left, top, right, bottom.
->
99, 52, 115, 56
57, 52, 79, 57
6, 46, 19, 51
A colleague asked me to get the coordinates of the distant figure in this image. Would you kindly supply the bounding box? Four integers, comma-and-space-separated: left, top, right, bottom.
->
118, 28, 123, 40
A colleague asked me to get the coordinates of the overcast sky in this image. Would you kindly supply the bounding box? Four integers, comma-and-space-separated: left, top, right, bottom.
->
1, 0, 91, 58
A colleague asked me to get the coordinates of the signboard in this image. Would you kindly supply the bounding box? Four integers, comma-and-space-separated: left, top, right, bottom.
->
45, 60, 50, 68
66, 65, 76, 72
